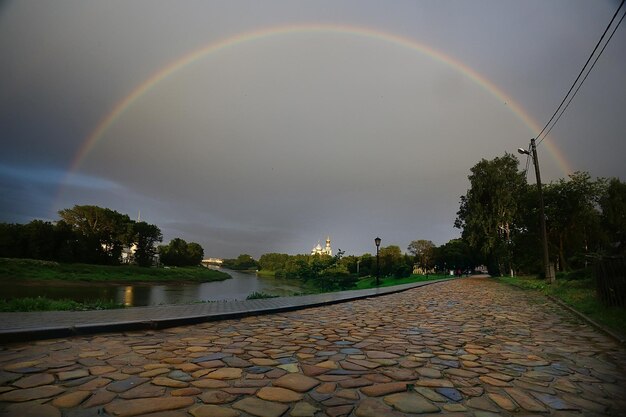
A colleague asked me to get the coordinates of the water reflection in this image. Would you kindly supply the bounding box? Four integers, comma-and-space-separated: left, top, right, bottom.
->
123, 286, 133, 306
3, 268, 305, 307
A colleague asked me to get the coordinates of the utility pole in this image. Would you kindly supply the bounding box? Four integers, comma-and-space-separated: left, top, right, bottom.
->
375, 237, 381, 286
527, 139, 555, 284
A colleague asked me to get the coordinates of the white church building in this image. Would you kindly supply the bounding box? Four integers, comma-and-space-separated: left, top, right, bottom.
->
311, 237, 333, 256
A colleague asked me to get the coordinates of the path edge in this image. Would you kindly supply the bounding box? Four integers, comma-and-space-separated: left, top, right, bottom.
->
0, 278, 456, 343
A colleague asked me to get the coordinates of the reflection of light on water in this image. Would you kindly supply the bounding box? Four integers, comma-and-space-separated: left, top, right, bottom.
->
124, 286, 134, 306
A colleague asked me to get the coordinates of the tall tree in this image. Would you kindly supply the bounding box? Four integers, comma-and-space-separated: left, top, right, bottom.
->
433, 239, 475, 273
543, 172, 606, 270
455, 153, 526, 275
58, 205, 131, 264
0, 223, 25, 259
186, 242, 204, 265
378, 245, 403, 276
258, 253, 290, 272
600, 178, 626, 254
128, 221, 162, 267
407, 240, 435, 271
159, 238, 204, 267
222, 254, 258, 270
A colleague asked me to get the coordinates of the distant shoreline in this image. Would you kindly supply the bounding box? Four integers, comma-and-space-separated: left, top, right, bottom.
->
0, 258, 231, 284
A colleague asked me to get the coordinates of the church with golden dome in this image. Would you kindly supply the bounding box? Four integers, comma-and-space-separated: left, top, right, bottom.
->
311, 236, 332, 256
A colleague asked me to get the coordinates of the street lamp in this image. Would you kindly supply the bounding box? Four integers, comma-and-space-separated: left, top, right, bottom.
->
518, 138, 555, 283
374, 237, 381, 286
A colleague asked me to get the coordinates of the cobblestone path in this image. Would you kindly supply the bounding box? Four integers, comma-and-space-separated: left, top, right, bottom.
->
1, 276, 625, 417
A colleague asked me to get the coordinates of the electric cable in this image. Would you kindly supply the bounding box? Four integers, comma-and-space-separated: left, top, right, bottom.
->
538, 7, 626, 145
535, 0, 624, 145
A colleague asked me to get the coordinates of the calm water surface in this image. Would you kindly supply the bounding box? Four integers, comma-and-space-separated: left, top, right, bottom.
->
3, 268, 305, 307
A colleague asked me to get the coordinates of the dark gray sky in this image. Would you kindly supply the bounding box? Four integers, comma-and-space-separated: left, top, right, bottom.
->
1, 0, 624, 258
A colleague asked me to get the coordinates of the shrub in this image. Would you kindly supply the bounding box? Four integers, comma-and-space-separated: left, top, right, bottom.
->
246, 292, 279, 300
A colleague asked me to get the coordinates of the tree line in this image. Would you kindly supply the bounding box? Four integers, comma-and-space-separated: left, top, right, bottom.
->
455, 154, 625, 276
3, 157, 621, 279
226, 155, 624, 284
247, 240, 471, 282
0, 205, 204, 267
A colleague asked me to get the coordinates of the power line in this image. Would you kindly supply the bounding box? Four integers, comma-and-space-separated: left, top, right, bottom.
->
538, 7, 626, 145
535, 0, 625, 146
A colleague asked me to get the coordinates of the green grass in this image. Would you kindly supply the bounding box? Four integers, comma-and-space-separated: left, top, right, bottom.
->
354, 274, 454, 290
496, 275, 626, 337
0, 296, 124, 312
0, 258, 231, 283
246, 291, 280, 300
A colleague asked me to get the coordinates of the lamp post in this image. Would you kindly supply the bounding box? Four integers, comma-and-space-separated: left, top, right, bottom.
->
374, 237, 381, 286
518, 138, 554, 284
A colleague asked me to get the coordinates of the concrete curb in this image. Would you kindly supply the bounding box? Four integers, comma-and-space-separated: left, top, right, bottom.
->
546, 295, 626, 345
0, 278, 455, 343
494, 277, 626, 346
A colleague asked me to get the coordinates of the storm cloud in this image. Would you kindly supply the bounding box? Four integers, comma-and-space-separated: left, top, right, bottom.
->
1, 0, 624, 257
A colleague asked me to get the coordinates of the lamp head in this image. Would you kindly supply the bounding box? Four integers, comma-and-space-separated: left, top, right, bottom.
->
517, 148, 529, 155
374, 237, 381, 248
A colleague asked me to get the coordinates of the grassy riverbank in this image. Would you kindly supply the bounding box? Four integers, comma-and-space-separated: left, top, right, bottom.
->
495, 274, 626, 338
256, 271, 452, 292
0, 297, 124, 312
354, 274, 453, 289
0, 258, 231, 283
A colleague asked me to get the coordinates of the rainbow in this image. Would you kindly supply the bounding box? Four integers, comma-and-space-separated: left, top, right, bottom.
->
71, 23, 572, 174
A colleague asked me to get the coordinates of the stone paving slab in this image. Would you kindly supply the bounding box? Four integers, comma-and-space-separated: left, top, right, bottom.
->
0, 280, 452, 342
1, 276, 625, 417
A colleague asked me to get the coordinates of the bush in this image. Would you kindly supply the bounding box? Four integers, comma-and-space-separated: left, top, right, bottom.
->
563, 268, 593, 281
393, 264, 412, 278
246, 292, 279, 300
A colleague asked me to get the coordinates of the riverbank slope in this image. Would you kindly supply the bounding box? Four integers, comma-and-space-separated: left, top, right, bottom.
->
0, 258, 230, 283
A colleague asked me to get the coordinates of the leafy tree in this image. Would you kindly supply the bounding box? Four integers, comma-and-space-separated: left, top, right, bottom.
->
433, 239, 475, 273
58, 205, 131, 264
258, 253, 290, 271
407, 240, 435, 271
455, 153, 526, 275
186, 243, 204, 265
0, 223, 25, 258
22, 220, 57, 260
393, 263, 412, 278
53, 220, 81, 263
357, 253, 373, 277
283, 254, 310, 278
311, 249, 357, 290
159, 238, 204, 267
128, 222, 162, 267
542, 172, 606, 270
339, 255, 359, 274
510, 184, 543, 274
222, 254, 258, 270
600, 177, 626, 254
318, 264, 356, 290
378, 245, 403, 276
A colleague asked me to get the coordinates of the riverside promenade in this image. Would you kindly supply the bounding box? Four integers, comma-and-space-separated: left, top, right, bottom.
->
1, 276, 625, 417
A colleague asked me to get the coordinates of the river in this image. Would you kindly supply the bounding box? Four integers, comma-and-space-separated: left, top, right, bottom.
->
2, 268, 306, 307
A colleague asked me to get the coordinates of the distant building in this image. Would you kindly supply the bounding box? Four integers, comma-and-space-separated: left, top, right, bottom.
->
202, 258, 224, 266
412, 265, 435, 275
121, 244, 137, 264
311, 236, 333, 256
